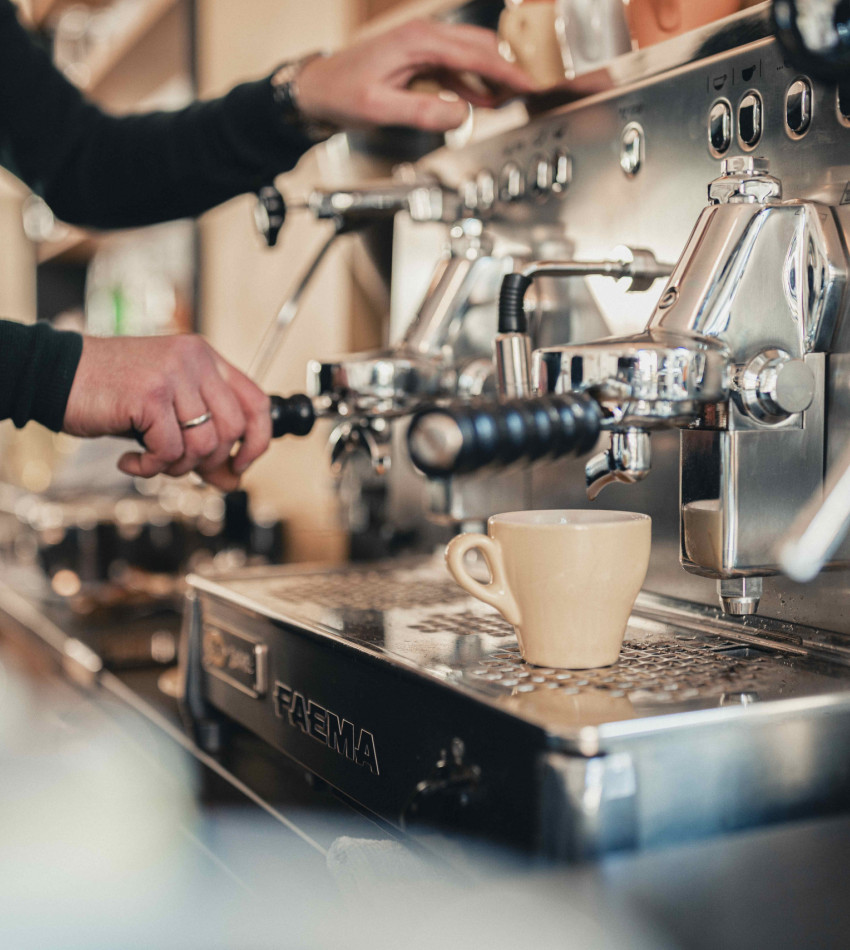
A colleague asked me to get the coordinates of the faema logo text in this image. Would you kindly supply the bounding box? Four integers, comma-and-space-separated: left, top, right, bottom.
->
273, 682, 380, 776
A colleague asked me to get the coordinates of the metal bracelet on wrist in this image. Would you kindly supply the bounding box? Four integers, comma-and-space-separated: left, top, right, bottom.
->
270, 52, 337, 144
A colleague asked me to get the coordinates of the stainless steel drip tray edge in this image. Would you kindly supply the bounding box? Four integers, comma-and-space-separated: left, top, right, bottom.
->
586, 690, 850, 746
634, 591, 850, 666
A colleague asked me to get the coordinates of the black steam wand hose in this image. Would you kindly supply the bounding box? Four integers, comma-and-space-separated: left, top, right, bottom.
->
498, 272, 533, 334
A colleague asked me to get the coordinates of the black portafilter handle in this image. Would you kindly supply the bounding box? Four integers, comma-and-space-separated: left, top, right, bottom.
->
269, 393, 315, 438
406, 394, 603, 479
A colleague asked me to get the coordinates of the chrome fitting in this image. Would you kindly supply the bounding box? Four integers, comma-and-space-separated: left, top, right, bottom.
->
708, 156, 782, 205
718, 576, 764, 616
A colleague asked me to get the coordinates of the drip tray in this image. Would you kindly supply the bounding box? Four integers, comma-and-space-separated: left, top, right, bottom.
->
194, 559, 850, 746
188, 559, 850, 856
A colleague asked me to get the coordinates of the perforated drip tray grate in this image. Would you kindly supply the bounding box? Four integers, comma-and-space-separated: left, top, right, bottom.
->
211, 562, 850, 722
408, 611, 515, 637
269, 571, 468, 611
457, 636, 782, 703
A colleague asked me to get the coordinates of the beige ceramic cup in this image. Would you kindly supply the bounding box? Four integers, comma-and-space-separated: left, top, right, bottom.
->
498, 1, 566, 88
682, 498, 723, 571
445, 509, 651, 668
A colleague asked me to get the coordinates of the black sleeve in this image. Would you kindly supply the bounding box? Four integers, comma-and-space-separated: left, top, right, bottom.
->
0, 0, 313, 228
0, 319, 83, 431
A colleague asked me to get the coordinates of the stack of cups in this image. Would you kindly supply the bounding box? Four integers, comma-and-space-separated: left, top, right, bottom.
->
497, 0, 743, 87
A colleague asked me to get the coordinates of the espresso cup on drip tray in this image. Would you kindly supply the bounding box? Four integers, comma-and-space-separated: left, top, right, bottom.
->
445, 509, 651, 669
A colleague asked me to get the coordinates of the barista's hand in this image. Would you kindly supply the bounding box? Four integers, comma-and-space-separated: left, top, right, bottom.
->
296, 19, 536, 133
63, 335, 271, 492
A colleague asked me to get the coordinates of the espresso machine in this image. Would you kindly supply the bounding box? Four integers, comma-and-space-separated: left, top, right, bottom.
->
180, 1, 850, 860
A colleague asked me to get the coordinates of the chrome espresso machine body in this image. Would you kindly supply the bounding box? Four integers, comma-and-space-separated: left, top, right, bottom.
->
182, 7, 850, 860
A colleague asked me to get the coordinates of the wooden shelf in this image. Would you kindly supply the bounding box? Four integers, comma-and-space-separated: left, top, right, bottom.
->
76, 0, 183, 95
24, 0, 111, 29
356, 0, 458, 37
20, 0, 186, 102
25, 0, 190, 266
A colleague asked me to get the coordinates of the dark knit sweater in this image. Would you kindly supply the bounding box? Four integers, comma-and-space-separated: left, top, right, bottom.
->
0, 0, 312, 430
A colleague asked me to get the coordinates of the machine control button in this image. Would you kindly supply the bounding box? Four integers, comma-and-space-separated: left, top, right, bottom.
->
552, 149, 572, 191
738, 91, 763, 148
785, 77, 813, 136
476, 169, 496, 211
708, 99, 733, 155
619, 122, 644, 176
498, 161, 524, 202
527, 153, 554, 199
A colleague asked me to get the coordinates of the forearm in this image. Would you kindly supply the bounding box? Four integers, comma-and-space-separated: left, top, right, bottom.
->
0, 320, 83, 431
37, 80, 313, 228
0, 0, 311, 228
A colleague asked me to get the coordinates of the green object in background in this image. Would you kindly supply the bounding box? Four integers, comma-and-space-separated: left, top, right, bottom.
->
111, 285, 127, 335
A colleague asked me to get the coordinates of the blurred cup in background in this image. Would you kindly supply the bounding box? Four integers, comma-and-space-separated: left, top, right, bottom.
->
626, 0, 742, 49
498, 0, 566, 88
555, 0, 633, 78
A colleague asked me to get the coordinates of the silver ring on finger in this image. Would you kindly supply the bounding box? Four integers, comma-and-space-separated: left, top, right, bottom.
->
178, 410, 213, 430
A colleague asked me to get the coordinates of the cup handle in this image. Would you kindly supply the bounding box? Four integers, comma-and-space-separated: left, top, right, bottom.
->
445, 533, 521, 627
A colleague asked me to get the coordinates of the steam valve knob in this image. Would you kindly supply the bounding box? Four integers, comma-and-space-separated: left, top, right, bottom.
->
739, 350, 815, 421
254, 185, 287, 247
269, 394, 315, 438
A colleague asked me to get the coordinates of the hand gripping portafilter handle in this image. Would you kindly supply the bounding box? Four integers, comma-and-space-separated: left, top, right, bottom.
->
407, 394, 602, 479
129, 393, 315, 446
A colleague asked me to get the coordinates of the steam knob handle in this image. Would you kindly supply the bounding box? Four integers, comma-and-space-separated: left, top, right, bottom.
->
759, 357, 815, 415
254, 184, 287, 247
407, 394, 602, 479
739, 350, 815, 421
270, 394, 315, 438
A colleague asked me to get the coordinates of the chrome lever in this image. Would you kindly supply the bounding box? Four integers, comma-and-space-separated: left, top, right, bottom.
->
249, 224, 342, 385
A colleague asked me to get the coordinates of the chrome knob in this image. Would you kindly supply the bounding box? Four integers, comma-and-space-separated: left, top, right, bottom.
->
760, 358, 815, 415
738, 349, 816, 421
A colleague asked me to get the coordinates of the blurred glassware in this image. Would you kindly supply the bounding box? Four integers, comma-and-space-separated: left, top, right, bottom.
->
84, 222, 194, 336
52, 3, 97, 86
554, 0, 633, 78
51, 0, 151, 88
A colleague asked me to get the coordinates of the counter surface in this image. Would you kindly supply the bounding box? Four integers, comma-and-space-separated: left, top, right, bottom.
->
1, 571, 849, 950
